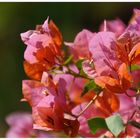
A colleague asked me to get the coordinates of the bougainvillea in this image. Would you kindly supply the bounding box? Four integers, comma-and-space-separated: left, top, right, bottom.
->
5, 112, 58, 138
19, 9, 140, 138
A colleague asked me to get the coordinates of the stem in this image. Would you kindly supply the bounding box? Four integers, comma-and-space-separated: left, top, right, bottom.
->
76, 94, 99, 118
129, 110, 136, 120
124, 109, 136, 135
67, 66, 91, 80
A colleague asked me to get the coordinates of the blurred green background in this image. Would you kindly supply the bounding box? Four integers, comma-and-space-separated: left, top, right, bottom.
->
0, 2, 140, 137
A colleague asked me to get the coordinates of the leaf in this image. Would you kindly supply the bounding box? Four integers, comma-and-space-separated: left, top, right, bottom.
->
105, 114, 124, 137
128, 120, 140, 129
88, 117, 108, 134
81, 80, 102, 96
88, 115, 124, 137
130, 64, 140, 71
75, 59, 88, 78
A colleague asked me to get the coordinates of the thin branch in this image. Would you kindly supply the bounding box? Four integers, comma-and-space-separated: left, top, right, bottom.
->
76, 94, 99, 118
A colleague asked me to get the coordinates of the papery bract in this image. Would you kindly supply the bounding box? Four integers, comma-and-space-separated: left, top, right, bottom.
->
22, 72, 79, 137
6, 112, 54, 138
99, 19, 126, 37
95, 90, 120, 115
53, 71, 94, 106
117, 9, 140, 65
129, 8, 140, 25
94, 63, 132, 93
65, 29, 95, 60
89, 31, 121, 77
87, 31, 132, 93
20, 10, 140, 138
21, 18, 63, 80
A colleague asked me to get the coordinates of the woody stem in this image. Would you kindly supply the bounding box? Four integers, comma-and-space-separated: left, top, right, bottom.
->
76, 94, 99, 118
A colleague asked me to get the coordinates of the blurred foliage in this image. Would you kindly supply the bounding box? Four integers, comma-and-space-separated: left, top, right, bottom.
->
0, 2, 140, 137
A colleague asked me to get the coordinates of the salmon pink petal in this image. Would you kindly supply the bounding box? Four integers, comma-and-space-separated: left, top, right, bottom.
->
6, 112, 32, 126
6, 112, 33, 138
53, 71, 93, 105
89, 31, 121, 77
118, 25, 140, 47
117, 94, 136, 123
24, 45, 37, 64
130, 8, 140, 24
22, 80, 46, 106
20, 18, 63, 77
65, 29, 95, 60
129, 42, 140, 64
6, 112, 53, 138
95, 90, 120, 115
118, 63, 132, 90
99, 18, 126, 37
57, 78, 67, 107
26, 33, 52, 48
20, 30, 34, 45
42, 17, 49, 32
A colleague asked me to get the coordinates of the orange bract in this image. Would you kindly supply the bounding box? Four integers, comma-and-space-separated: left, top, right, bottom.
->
129, 42, 140, 64
22, 19, 64, 80
116, 43, 129, 64
35, 47, 56, 66
94, 63, 132, 93
117, 37, 140, 65
95, 90, 120, 115
24, 61, 46, 81
49, 20, 63, 48
118, 63, 132, 90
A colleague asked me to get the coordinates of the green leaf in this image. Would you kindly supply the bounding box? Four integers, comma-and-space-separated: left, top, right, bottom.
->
81, 80, 102, 96
75, 59, 88, 77
75, 59, 85, 70
105, 114, 124, 137
130, 64, 140, 71
128, 120, 140, 129
88, 117, 108, 134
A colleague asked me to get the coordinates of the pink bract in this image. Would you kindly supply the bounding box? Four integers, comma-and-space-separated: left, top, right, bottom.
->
6, 112, 55, 138
99, 18, 126, 37
65, 29, 95, 60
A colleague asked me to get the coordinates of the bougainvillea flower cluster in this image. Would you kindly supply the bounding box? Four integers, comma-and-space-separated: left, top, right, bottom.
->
19, 9, 140, 138
6, 112, 57, 138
